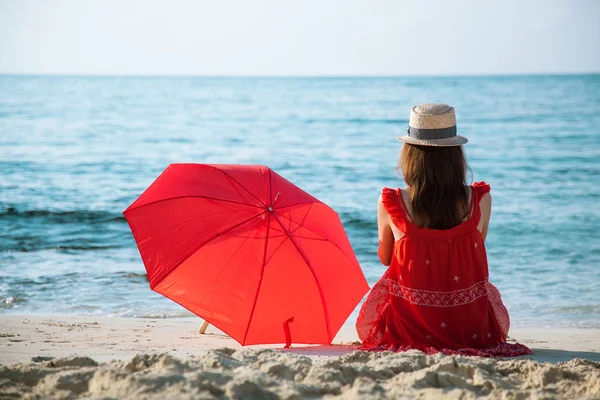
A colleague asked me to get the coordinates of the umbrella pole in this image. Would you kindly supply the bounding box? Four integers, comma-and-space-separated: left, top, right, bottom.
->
198, 320, 210, 334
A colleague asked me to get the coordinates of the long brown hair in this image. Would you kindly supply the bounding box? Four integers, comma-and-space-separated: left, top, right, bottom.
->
400, 144, 470, 230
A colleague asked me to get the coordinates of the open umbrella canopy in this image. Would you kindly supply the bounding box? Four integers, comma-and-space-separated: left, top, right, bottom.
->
123, 164, 369, 346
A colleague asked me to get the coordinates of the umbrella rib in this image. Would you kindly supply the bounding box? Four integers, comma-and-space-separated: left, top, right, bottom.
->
136, 209, 243, 246
275, 200, 326, 212
126, 195, 264, 213
274, 211, 362, 275
150, 211, 267, 289
242, 212, 271, 345
205, 165, 267, 208
271, 213, 332, 343
193, 220, 266, 332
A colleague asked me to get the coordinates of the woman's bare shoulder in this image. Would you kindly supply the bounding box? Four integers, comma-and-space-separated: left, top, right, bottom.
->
480, 192, 492, 206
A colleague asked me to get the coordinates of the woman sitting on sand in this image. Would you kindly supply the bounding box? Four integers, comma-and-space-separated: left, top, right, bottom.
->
356, 103, 531, 357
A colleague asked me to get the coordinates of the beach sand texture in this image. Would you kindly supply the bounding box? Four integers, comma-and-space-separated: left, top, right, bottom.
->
1, 316, 599, 399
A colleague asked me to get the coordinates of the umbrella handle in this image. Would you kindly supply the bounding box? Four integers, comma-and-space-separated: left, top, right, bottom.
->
283, 317, 294, 348
198, 320, 210, 334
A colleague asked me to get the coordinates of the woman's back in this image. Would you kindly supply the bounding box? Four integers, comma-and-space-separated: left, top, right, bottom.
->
397, 185, 491, 238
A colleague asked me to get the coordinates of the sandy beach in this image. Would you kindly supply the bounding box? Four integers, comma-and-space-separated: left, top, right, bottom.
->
1, 315, 599, 399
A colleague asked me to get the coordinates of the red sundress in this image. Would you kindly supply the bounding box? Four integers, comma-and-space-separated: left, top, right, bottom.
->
356, 182, 531, 357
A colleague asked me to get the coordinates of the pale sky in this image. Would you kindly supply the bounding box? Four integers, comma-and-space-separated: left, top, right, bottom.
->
1, 0, 599, 76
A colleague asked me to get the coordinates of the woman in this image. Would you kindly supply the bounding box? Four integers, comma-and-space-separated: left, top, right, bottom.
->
356, 103, 531, 357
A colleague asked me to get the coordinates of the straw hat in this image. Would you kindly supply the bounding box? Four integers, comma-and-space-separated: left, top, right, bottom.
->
397, 103, 468, 147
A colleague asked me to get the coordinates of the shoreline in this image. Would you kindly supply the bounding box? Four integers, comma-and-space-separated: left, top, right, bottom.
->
1, 315, 599, 365
1, 315, 599, 399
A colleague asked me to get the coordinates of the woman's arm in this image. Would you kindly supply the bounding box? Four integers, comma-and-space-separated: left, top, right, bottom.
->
478, 193, 492, 242
377, 194, 395, 266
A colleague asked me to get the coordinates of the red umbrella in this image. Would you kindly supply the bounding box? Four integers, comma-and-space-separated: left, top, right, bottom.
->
123, 164, 369, 346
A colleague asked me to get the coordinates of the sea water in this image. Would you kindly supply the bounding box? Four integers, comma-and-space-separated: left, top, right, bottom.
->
1, 75, 599, 329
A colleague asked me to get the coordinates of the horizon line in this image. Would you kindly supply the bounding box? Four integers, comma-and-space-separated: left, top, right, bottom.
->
1, 71, 599, 79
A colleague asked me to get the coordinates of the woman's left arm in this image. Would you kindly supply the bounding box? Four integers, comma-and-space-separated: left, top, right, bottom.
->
377, 195, 394, 266
478, 193, 492, 242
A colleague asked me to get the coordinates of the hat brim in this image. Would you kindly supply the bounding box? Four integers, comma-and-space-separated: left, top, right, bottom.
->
396, 135, 468, 147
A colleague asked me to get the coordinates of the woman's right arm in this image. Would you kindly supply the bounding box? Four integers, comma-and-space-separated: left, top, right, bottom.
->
377, 195, 394, 266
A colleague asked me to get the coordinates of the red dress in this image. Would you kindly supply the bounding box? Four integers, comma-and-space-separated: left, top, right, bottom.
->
356, 182, 531, 357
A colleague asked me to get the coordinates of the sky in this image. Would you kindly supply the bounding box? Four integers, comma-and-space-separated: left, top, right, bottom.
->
1, 0, 599, 76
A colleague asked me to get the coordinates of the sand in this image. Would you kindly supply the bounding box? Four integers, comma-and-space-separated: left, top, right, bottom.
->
1, 315, 599, 399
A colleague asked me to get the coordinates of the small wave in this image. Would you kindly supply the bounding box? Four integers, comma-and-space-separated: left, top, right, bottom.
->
339, 211, 377, 231
67, 304, 102, 312
552, 305, 600, 315
462, 113, 596, 125
0, 237, 129, 253
0, 271, 148, 287
0, 206, 126, 224
0, 296, 27, 309
1, 206, 131, 252
303, 118, 406, 125
114, 310, 195, 318
113, 272, 149, 282
54, 245, 124, 252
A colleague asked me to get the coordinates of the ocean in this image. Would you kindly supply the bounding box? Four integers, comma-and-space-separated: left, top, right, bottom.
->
1, 75, 599, 329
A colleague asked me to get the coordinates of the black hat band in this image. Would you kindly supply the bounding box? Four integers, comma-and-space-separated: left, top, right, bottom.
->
407, 125, 457, 140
